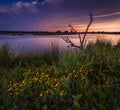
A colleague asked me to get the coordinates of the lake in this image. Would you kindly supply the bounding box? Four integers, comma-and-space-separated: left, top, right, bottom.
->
0, 34, 120, 54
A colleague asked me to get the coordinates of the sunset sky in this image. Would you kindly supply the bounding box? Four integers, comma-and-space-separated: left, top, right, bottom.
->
0, 0, 120, 32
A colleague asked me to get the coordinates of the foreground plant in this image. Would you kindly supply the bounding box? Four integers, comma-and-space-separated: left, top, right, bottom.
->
0, 40, 120, 110
3, 63, 119, 110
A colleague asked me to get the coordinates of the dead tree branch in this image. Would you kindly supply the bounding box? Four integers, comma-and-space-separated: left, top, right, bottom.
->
62, 36, 80, 48
62, 12, 93, 50
81, 12, 93, 48
69, 24, 82, 44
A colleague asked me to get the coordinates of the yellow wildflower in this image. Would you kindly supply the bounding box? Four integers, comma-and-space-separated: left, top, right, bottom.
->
39, 93, 43, 97
59, 92, 63, 96
33, 77, 39, 81
29, 81, 32, 86
15, 92, 19, 96
73, 69, 75, 73
8, 87, 13, 91
46, 91, 49, 94
46, 75, 49, 78
55, 83, 58, 87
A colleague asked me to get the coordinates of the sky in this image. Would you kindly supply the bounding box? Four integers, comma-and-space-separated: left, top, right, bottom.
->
0, 0, 120, 32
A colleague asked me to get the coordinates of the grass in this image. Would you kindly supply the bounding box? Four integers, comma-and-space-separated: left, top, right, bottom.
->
0, 40, 120, 110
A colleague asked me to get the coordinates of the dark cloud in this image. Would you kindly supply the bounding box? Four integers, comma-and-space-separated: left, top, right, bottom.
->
46, 0, 120, 16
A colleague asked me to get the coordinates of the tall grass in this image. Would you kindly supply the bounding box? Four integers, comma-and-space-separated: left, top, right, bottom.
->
0, 43, 13, 68
0, 43, 59, 68
41, 43, 59, 64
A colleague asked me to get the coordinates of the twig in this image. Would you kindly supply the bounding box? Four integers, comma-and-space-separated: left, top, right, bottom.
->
69, 25, 82, 45
81, 13, 93, 48
62, 36, 80, 48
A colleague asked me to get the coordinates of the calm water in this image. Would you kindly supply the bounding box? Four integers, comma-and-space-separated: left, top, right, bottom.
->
0, 34, 120, 54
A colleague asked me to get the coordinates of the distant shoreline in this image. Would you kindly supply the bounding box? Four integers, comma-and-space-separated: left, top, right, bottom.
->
0, 31, 120, 35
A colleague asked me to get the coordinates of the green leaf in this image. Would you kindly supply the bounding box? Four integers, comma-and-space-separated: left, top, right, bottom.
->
72, 94, 82, 108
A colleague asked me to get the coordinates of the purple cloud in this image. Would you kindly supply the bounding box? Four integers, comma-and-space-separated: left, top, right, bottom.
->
0, 1, 41, 13
94, 11, 120, 18
0, 6, 8, 13
44, 0, 64, 5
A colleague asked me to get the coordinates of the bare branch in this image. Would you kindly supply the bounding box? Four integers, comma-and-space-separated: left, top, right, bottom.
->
62, 36, 80, 48
69, 25, 82, 44
81, 12, 93, 48
84, 39, 87, 47
62, 13, 94, 50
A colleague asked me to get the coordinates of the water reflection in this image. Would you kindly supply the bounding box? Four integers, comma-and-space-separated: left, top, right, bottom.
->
0, 34, 120, 53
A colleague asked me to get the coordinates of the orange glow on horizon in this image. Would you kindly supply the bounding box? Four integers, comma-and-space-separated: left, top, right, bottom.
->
72, 18, 120, 32
35, 16, 120, 32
